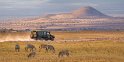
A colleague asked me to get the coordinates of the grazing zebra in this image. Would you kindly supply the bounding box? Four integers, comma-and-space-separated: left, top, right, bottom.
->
15, 44, 20, 52
58, 50, 69, 57
27, 51, 36, 58
25, 44, 36, 52
39, 44, 55, 53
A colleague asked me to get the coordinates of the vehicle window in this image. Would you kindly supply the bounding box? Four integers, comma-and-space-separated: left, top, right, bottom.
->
41, 32, 43, 35
44, 32, 47, 35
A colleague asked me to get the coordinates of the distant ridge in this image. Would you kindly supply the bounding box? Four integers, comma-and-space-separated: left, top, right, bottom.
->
45, 6, 109, 19
72, 6, 108, 18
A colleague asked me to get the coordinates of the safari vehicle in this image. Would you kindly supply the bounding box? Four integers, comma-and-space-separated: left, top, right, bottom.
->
30, 30, 55, 41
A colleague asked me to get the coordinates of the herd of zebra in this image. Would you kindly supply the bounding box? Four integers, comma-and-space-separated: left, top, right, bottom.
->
15, 44, 70, 58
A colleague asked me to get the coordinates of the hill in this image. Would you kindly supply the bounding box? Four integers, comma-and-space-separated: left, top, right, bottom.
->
46, 6, 109, 19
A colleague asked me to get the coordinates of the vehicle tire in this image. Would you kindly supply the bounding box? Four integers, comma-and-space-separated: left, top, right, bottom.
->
51, 38, 54, 41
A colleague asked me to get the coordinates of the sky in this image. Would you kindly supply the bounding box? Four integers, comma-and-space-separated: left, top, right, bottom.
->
0, 0, 124, 18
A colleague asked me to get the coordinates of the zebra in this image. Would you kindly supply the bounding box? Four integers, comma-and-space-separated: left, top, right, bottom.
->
25, 44, 36, 52
15, 44, 20, 52
27, 51, 36, 58
39, 44, 55, 53
58, 50, 70, 57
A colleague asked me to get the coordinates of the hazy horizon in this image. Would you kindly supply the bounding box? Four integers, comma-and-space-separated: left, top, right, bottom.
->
0, 0, 124, 19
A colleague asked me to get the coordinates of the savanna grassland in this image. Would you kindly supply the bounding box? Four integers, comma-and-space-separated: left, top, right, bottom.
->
0, 31, 124, 62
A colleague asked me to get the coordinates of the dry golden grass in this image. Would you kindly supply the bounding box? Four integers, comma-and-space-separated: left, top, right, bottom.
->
52, 31, 124, 40
0, 31, 124, 62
